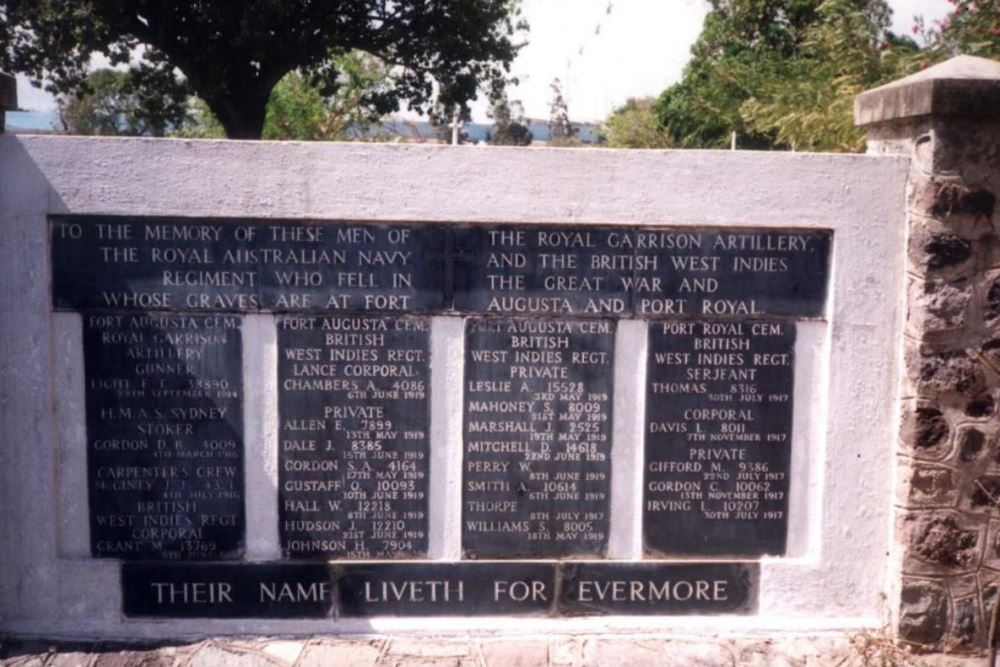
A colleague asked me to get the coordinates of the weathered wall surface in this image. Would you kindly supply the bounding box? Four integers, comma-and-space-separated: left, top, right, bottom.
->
859, 56, 1000, 654
0, 136, 907, 641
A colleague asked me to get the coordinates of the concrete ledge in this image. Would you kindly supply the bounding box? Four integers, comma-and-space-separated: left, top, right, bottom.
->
0, 633, 981, 666
855, 55, 1000, 126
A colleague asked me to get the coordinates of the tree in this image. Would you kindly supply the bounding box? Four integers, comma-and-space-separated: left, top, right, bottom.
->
2, 1, 526, 139
58, 67, 189, 136
740, 0, 919, 152
656, 0, 823, 149
488, 91, 532, 146
547, 78, 579, 147
601, 97, 672, 149
921, 0, 1000, 60
178, 51, 392, 141
263, 53, 390, 141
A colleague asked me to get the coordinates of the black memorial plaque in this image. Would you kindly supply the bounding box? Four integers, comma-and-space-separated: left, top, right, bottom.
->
559, 562, 758, 615
51, 216, 446, 313
463, 317, 615, 558
122, 561, 759, 618
53, 217, 258, 312
631, 229, 830, 319
122, 562, 333, 618
53, 216, 831, 319
277, 314, 430, 559
644, 320, 795, 557
452, 226, 635, 316
451, 225, 830, 318
257, 222, 445, 312
84, 313, 245, 559
337, 562, 556, 617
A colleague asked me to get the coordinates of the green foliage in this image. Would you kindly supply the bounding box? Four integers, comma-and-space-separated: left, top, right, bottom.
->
178, 53, 393, 141
601, 97, 672, 149
488, 92, 532, 146
58, 67, 189, 136
921, 0, 1000, 60
547, 78, 580, 147
2, 0, 526, 139
656, 0, 824, 149
262, 72, 330, 141
174, 98, 226, 139
740, 0, 920, 152
655, 0, 922, 153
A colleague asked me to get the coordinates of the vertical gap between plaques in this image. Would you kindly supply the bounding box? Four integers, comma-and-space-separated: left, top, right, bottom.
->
243, 313, 281, 561
785, 320, 827, 560
608, 319, 647, 560
53, 311, 90, 558
429, 315, 465, 560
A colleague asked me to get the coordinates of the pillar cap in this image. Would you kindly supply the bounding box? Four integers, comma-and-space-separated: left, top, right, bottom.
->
0, 72, 16, 111
855, 55, 1000, 127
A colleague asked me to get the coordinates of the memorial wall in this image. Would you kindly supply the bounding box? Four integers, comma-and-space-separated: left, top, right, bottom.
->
0, 137, 907, 640
49, 215, 829, 618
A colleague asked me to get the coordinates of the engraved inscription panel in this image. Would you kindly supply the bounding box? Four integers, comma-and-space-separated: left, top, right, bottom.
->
121, 562, 333, 618
52, 217, 445, 313
631, 230, 830, 318
257, 223, 445, 312
338, 562, 556, 617
452, 227, 634, 315
120, 561, 760, 618
560, 562, 758, 615
463, 318, 614, 558
85, 313, 245, 559
452, 225, 831, 318
277, 315, 430, 558
644, 320, 795, 556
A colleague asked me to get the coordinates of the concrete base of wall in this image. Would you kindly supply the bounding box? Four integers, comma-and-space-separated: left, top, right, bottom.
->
0, 633, 981, 667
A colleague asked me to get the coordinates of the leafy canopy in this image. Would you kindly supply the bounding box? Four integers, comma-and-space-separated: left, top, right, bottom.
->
740, 0, 920, 152
59, 67, 188, 136
601, 97, 672, 149
2, 0, 525, 139
656, 0, 822, 149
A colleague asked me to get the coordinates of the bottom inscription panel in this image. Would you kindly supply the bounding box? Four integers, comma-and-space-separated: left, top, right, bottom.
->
121, 561, 758, 618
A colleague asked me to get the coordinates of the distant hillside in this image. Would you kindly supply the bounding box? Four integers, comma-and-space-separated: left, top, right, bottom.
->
7, 110, 602, 144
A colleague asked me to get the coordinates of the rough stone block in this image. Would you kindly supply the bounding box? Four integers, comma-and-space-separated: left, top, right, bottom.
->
947, 595, 983, 650
900, 510, 986, 573
908, 219, 977, 279
386, 641, 472, 658
653, 641, 735, 666
963, 474, 1000, 513
91, 650, 175, 667
580, 639, 668, 667
908, 278, 972, 335
907, 347, 985, 397
480, 640, 548, 667
261, 641, 304, 665
297, 641, 382, 667
957, 426, 990, 462
899, 400, 953, 461
188, 645, 283, 667
898, 578, 950, 649
901, 461, 959, 507
980, 520, 1000, 570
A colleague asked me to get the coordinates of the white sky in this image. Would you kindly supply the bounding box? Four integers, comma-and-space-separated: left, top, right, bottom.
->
15, 0, 952, 121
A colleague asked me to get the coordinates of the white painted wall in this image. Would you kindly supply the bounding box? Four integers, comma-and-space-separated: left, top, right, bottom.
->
0, 136, 909, 639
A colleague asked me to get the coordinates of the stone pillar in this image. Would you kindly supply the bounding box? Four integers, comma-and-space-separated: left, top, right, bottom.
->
0, 72, 16, 133
857, 55, 1000, 654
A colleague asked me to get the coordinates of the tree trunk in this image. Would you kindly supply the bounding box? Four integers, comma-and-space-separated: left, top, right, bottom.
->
208, 90, 271, 140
